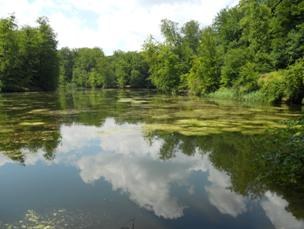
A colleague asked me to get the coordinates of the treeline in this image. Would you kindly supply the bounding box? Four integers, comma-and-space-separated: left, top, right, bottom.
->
0, 16, 58, 92
58, 48, 151, 89
58, 0, 304, 104
142, 0, 304, 103
1, 0, 303, 103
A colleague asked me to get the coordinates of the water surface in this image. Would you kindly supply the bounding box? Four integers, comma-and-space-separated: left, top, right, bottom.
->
0, 90, 303, 229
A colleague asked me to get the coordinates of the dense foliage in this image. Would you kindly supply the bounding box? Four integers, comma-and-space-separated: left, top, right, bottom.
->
58, 0, 303, 103
0, 0, 303, 103
58, 48, 150, 89
0, 16, 58, 92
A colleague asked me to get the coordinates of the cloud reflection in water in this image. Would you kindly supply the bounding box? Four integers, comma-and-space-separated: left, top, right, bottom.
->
1, 118, 303, 228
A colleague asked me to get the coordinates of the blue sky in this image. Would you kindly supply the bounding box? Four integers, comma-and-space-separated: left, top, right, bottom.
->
0, 0, 239, 55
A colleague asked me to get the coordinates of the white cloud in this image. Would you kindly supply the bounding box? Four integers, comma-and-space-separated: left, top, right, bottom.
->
75, 118, 199, 219
0, 0, 239, 54
70, 118, 247, 219
56, 123, 101, 154
3, 117, 304, 227
22, 148, 48, 166
205, 167, 247, 217
0, 118, 247, 219
97, 118, 163, 158
0, 153, 12, 167
138, 0, 201, 5
77, 152, 191, 219
261, 191, 304, 229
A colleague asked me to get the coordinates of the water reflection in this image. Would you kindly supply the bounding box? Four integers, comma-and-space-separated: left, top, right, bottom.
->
0, 154, 11, 167
2, 118, 303, 228
205, 164, 246, 217
60, 119, 248, 219
0, 90, 303, 228
262, 192, 304, 229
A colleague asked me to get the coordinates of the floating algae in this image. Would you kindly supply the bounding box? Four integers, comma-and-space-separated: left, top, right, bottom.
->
118, 98, 147, 104
28, 109, 50, 114
143, 114, 290, 136
151, 114, 172, 120
19, 121, 45, 126
0, 128, 13, 134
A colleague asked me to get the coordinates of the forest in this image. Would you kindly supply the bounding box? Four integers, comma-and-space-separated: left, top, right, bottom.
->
0, 0, 303, 104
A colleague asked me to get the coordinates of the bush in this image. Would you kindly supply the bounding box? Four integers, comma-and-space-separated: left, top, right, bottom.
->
221, 48, 249, 87
258, 71, 285, 103
236, 62, 259, 93
284, 59, 304, 104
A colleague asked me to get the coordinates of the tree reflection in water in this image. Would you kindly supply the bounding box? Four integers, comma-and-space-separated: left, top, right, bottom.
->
0, 90, 303, 228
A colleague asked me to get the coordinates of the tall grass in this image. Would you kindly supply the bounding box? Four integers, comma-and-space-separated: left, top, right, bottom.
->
242, 91, 268, 103
207, 88, 237, 100
208, 87, 269, 104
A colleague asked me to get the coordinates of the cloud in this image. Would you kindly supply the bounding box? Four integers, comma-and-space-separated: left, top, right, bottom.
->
137, 0, 201, 6
72, 118, 246, 219
261, 192, 304, 229
55, 124, 101, 154
205, 168, 247, 217
0, 0, 239, 54
77, 152, 190, 219
0, 154, 12, 167
0, 118, 247, 219
3, 117, 304, 227
75, 118, 201, 219
96, 118, 163, 157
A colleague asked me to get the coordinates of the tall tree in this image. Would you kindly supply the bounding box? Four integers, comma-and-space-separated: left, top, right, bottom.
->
58, 47, 75, 86
187, 27, 221, 94
34, 17, 59, 91
72, 48, 105, 88
0, 16, 18, 91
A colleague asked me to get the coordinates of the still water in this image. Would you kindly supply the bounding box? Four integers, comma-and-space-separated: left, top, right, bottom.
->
0, 90, 303, 229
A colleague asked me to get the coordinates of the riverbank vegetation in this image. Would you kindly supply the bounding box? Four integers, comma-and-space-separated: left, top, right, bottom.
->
0, 0, 303, 104
0, 16, 58, 92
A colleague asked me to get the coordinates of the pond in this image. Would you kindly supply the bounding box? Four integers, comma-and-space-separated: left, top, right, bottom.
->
0, 90, 303, 229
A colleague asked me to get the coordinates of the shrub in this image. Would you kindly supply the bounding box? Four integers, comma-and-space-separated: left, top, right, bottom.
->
284, 59, 304, 104
236, 62, 259, 93
221, 48, 249, 87
258, 70, 285, 103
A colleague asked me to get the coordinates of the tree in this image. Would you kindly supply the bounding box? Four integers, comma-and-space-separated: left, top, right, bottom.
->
181, 20, 201, 56
0, 16, 18, 91
187, 27, 221, 95
0, 16, 59, 92
220, 48, 249, 88
112, 50, 129, 88
34, 17, 59, 91
284, 59, 304, 104
58, 47, 75, 86
179, 20, 201, 88
268, 0, 304, 68
72, 48, 105, 88
213, 6, 243, 51
143, 37, 182, 93
160, 19, 181, 47
240, 0, 274, 73
17, 26, 40, 90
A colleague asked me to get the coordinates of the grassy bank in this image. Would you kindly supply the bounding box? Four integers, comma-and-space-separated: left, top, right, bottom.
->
207, 88, 270, 104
